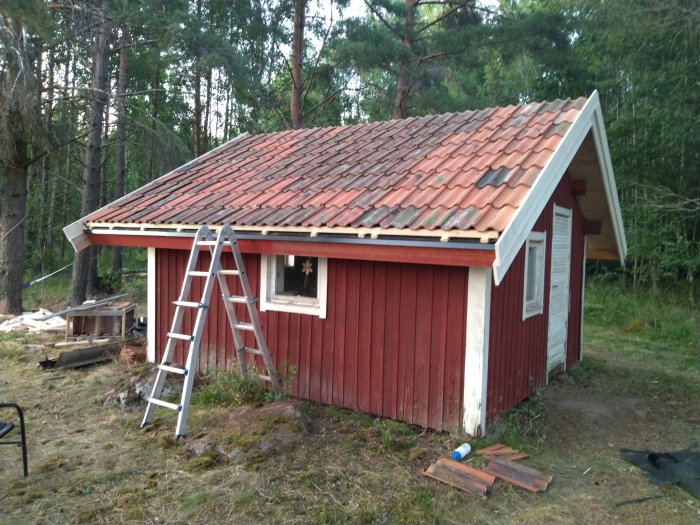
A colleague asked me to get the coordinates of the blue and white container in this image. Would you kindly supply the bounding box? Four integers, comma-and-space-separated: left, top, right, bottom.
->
451, 443, 472, 461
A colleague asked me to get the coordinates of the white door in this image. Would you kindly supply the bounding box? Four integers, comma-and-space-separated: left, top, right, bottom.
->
547, 206, 572, 374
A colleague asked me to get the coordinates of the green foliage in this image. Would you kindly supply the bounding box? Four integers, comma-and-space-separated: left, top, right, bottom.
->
191, 368, 284, 408
6, 0, 700, 310
498, 392, 546, 450
584, 276, 699, 351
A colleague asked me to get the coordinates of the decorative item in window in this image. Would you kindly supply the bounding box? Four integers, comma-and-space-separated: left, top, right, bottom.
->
261, 254, 328, 318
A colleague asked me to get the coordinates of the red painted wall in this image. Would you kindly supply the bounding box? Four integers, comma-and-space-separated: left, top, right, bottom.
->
155, 251, 468, 432
486, 173, 585, 421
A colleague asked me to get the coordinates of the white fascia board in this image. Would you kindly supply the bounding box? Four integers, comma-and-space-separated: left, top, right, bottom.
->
63, 219, 91, 252
492, 92, 600, 285
589, 97, 627, 263
463, 267, 492, 436
61, 132, 250, 252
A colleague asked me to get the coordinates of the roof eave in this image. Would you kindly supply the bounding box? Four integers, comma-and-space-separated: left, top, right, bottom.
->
83, 225, 497, 268
82, 221, 499, 244
492, 90, 627, 285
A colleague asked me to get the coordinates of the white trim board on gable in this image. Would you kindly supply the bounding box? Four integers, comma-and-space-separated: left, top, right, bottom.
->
492, 90, 626, 285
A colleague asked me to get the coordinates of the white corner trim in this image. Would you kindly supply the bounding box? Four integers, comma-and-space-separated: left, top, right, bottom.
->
147, 247, 156, 363
493, 91, 602, 285
260, 254, 328, 318
463, 267, 492, 436
62, 219, 91, 252
579, 236, 587, 361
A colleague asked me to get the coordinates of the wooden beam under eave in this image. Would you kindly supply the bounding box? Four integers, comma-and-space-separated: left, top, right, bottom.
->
582, 218, 602, 235
87, 233, 496, 268
586, 246, 620, 261
571, 180, 587, 196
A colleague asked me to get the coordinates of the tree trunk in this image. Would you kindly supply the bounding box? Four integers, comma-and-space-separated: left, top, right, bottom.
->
0, 113, 28, 315
0, 18, 31, 315
147, 68, 159, 182
203, 67, 212, 151
88, 80, 111, 297
193, 0, 202, 156
112, 23, 128, 276
393, 0, 416, 120
290, 0, 306, 129
194, 74, 201, 156
43, 49, 55, 250
67, 12, 112, 305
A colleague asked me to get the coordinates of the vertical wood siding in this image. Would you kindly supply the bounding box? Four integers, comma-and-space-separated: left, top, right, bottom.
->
155, 252, 468, 432
486, 172, 586, 421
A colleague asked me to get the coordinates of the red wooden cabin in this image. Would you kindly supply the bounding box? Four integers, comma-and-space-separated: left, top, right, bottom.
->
65, 91, 625, 435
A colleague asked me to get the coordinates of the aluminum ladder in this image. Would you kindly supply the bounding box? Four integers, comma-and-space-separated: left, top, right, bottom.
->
141, 224, 280, 437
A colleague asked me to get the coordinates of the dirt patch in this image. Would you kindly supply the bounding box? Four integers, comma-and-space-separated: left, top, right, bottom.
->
544, 370, 695, 452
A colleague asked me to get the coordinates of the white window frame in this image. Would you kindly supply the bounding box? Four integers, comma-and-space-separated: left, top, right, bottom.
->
260, 254, 328, 318
522, 231, 546, 320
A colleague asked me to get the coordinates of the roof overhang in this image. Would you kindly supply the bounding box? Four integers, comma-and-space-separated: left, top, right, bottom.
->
492, 90, 626, 285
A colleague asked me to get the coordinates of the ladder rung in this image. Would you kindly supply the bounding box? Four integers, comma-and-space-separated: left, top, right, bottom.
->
257, 374, 271, 382
173, 300, 206, 308
148, 397, 181, 411
197, 240, 219, 246
228, 295, 258, 304
159, 364, 187, 375
168, 332, 194, 341
219, 269, 240, 276
189, 270, 210, 277
233, 322, 255, 332
243, 347, 263, 355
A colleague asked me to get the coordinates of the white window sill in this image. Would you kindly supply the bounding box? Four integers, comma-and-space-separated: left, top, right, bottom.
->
523, 303, 544, 319
260, 298, 325, 318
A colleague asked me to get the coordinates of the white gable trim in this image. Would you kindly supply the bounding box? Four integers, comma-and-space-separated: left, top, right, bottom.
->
590, 96, 627, 261
463, 267, 491, 436
492, 90, 626, 285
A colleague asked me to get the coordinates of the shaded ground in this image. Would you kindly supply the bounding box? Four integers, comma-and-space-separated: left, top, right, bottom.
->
0, 321, 698, 524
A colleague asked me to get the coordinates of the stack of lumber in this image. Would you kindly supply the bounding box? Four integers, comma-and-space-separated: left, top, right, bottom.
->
0, 309, 66, 333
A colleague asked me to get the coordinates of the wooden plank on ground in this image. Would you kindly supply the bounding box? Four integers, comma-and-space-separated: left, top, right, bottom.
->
493, 451, 530, 461
484, 458, 553, 493
475, 443, 508, 455
475, 443, 530, 461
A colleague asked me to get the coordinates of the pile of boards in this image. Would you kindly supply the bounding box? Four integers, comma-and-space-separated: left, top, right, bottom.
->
422, 443, 553, 497
0, 309, 66, 333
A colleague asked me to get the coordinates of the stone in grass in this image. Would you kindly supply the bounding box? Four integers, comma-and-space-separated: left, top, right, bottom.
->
103, 365, 181, 410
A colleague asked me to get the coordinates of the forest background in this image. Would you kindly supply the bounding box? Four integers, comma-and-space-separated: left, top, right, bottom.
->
0, 0, 698, 314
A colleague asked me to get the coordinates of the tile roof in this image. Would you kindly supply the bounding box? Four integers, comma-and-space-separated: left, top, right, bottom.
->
86, 97, 587, 235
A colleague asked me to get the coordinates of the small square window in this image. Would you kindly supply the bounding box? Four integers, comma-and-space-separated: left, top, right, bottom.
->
523, 231, 546, 320
260, 254, 328, 318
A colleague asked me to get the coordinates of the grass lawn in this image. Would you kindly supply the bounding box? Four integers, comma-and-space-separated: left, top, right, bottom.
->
0, 279, 698, 524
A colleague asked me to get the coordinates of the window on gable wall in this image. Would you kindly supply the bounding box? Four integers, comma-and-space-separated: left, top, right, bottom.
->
260, 254, 328, 318
522, 231, 546, 320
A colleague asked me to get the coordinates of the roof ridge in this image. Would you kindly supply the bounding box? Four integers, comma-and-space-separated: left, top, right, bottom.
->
240, 97, 586, 139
